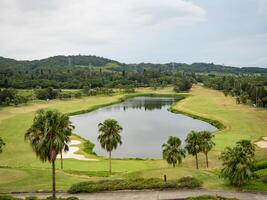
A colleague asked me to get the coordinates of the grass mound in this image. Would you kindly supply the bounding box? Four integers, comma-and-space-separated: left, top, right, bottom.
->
68, 176, 202, 193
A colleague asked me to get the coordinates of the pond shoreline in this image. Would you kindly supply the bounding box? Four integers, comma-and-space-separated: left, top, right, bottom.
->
68, 92, 224, 159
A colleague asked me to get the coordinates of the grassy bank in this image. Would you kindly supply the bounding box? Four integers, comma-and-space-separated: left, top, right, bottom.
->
0, 86, 266, 192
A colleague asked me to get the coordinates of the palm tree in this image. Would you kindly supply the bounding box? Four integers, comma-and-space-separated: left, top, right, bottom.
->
219, 140, 255, 186
236, 139, 255, 157
185, 131, 202, 169
200, 131, 215, 168
0, 137, 5, 153
98, 119, 122, 174
162, 136, 186, 167
25, 109, 73, 199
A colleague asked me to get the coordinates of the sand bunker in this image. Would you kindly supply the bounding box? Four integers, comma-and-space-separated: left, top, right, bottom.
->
255, 137, 267, 148
57, 140, 97, 161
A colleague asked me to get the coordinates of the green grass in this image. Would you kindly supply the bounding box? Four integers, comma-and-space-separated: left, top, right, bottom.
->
0, 86, 267, 192
0, 167, 91, 192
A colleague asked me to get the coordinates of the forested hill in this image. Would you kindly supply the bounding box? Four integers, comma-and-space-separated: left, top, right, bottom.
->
0, 55, 267, 74
0, 55, 120, 69
0, 55, 267, 89
116, 62, 267, 74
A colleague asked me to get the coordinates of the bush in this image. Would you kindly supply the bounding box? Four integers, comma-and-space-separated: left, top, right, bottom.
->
74, 92, 82, 98
0, 196, 79, 200
260, 176, 267, 183
186, 195, 239, 200
68, 177, 202, 193
177, 176, 202, 189
0, 196, 21, 200
83, 140, 96, 155
254, 160, 267, 171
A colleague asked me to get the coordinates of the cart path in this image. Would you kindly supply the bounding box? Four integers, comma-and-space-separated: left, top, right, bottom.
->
8, 189, 267, 200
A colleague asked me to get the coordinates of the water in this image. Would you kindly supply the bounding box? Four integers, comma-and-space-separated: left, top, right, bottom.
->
70, 96, 217, 159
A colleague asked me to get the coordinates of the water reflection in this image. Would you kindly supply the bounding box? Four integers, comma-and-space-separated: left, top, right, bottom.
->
70, 97, 217, 158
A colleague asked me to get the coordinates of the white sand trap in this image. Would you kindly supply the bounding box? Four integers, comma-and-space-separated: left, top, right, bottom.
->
57, 140, 97, 161
255, 137, 267, 148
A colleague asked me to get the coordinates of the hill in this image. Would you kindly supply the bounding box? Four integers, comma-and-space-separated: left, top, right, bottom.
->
0, 55, 267, 89
1, 55, 267, 74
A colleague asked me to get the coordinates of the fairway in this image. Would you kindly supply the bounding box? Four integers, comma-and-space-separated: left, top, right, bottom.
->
0, 86, 266, 192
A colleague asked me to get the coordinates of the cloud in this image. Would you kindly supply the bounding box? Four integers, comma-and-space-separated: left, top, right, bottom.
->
257, 0, 267, 15
0, 0, 206, 59
198, 33, 267, 67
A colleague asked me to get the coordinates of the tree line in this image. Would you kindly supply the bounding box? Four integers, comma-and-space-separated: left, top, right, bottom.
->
1, 75, 193, 107
201, 75, 267, 108
1, 55, 266, 90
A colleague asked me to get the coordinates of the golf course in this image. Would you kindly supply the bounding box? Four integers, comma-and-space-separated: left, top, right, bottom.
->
0, 85, 266, 193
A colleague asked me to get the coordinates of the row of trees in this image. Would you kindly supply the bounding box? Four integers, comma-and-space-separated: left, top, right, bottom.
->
162, 130, 214, 169
0, 64, 194, 90
202, 75, 267, 108
162, 132, 256, 187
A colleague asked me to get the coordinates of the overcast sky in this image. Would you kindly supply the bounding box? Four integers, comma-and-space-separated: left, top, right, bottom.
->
0, 0, 267, 67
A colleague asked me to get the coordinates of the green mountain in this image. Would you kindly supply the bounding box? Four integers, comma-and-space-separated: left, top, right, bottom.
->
0, 55, 266, 89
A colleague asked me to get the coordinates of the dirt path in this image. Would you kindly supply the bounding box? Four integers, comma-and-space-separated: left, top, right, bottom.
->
9, 190, 267, 200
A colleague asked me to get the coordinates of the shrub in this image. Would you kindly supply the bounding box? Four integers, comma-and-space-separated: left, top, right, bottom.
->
177, 176, 202, 189
0, 196, 22, 200
83, 140, 96, 155
254, 160, 267, 171
25, 197, 39, 200
0, 196, 79, 200
260, 176, 267, 184
68, 177, 202, 193
74, 92, 82, 98
186, 195, 239, 200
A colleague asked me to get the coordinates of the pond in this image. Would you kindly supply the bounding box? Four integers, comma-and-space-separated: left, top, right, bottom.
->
70, 96, 217, 159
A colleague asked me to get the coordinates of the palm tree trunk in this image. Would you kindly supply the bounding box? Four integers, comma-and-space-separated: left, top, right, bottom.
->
52, 160, 56, 199
205, 152, 209, 168
60, 151, 63, 170
109, 151, 112, 174
195, 153, 199, 169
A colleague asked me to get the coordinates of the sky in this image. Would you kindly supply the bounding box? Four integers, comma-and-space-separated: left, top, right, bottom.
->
0, 0, 267, 68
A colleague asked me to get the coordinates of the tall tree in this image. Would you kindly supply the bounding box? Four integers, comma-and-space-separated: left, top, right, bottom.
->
185, 131, 202, 169
0, 137, 5, 153
219, 140, 255, 186
98, 119, 122, 174
25, 109, 73, 199
162, 136, 186, 167
200, 131, 215, 168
